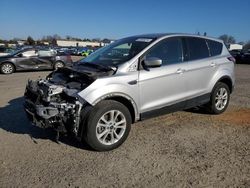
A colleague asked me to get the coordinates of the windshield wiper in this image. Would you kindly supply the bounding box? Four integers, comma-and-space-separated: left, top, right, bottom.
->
78, 62, 116, 71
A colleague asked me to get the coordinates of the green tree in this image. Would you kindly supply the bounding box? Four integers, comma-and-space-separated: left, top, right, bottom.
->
243, 41, 250, 50
218, 34, 236, 44
102, 38, 111, 43
51, 38, 57, 46
26, 36, 35, 45
53, 34, 61, 40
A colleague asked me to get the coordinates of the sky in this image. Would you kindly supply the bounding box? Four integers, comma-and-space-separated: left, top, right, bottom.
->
0, 0, 249, 42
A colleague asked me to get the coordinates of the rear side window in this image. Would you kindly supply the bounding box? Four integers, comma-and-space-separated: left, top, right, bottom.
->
206, 39, 223, 56
186, 37, 209, 60
38, 50, 56, 57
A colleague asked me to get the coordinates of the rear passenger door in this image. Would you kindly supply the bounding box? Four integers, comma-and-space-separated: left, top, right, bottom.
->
183, 37, 218, 98
15, 50, 38, 69
36, 50, 56, 69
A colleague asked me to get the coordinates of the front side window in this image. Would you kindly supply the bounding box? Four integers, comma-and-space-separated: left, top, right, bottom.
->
80, 37, 156, 67
186, 37, 209, 60
144, 37, 183, 65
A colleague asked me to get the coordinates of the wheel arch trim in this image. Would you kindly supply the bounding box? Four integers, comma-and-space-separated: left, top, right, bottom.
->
91, 92, 139, 122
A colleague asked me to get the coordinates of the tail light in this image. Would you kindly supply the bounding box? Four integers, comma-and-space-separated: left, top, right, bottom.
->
227, 56, 236, 63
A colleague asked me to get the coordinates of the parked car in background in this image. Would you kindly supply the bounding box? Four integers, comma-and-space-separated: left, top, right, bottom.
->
77, 47, 94, 57
24, 34, 235, 151
56, 47, 77, 55
229, 49, 242, 63
240, 50, 250, 64
0, 48, 72, 74
0, 47, 15, 56
230, 49, 250, 64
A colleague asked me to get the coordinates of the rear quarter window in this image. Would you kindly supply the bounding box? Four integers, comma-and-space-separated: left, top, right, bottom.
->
206, 39, 223, 56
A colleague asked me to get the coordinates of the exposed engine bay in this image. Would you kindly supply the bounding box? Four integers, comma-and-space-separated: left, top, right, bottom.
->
24, 65, 115, 140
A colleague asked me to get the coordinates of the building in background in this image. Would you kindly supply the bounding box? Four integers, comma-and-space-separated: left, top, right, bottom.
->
57, 40, 100, 47
228, 44, 243, 51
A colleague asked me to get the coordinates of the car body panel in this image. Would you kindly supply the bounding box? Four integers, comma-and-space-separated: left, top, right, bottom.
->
138, 62, 188, 113
77, 71, 140, 121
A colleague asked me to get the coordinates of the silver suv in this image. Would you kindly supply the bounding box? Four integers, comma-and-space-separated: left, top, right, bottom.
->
24, 34, 235, 151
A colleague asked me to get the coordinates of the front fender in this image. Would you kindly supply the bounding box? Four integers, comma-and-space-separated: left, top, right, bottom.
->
77, 72, 139, 120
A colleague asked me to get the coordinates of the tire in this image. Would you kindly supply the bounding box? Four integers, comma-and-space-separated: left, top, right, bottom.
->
206, 82, 230, 114
0, 62, 15, 74
84, 100, 132, 151
54, 61, 65, 70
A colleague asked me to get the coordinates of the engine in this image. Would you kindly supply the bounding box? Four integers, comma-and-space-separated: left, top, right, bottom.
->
24, 79, 84, 136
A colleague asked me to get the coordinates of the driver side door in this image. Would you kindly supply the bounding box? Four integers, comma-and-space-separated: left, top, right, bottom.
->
138, 37, 189, 116
16, 50, 39, 70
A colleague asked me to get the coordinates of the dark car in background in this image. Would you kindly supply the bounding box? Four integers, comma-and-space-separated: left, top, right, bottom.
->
0, 48, 72, 74
229, 49, 241, 62
230, 49, 250, 64
240, 50, 250, 64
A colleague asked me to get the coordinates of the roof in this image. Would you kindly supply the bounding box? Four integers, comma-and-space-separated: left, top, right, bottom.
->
128, 33, 222, 42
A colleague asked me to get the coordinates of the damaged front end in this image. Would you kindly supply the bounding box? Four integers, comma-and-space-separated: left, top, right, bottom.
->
24, 65, 115, 140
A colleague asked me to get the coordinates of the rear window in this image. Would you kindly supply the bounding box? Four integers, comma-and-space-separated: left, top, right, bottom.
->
186, 37, 209, 60
206, 39, 223, 56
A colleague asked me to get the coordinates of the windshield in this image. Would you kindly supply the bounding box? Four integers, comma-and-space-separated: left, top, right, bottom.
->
79, 36, 155, 67
9, 49, 23, 56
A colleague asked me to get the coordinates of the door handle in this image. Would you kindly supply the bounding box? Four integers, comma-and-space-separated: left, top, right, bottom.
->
176, 68, 184, 74
210, 62, 216, 67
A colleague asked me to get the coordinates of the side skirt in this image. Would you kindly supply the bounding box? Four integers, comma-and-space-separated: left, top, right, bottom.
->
140, 93, 211, 120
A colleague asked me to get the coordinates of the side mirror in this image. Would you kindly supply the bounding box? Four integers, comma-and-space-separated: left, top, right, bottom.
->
17, 53, 23, 57
144, 57, 162, 68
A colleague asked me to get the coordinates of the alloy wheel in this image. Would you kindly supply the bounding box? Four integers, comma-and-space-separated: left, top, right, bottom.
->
2, 64, 13, 74
215, 87, 228, 111
96, 110, 126, 145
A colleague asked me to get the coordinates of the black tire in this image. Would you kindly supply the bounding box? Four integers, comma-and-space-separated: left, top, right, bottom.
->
53, 61, 65, 70
206, 82, 230, 114
84, 100, 132, 151
0, 62, 15, 74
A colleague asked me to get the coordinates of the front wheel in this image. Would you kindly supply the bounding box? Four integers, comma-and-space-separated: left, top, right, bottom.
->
84, 100, 132, 151
206, 82, 230, 114
1, 63, 15, 74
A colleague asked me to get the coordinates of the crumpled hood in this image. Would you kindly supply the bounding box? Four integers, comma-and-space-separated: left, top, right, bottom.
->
46, 64, 115, 90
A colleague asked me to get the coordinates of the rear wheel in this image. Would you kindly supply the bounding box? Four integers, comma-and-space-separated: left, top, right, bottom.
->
54, 61, 64, 70
84, 100, 132, 151
1, 63, 15, 74
206, 82, 230, 114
